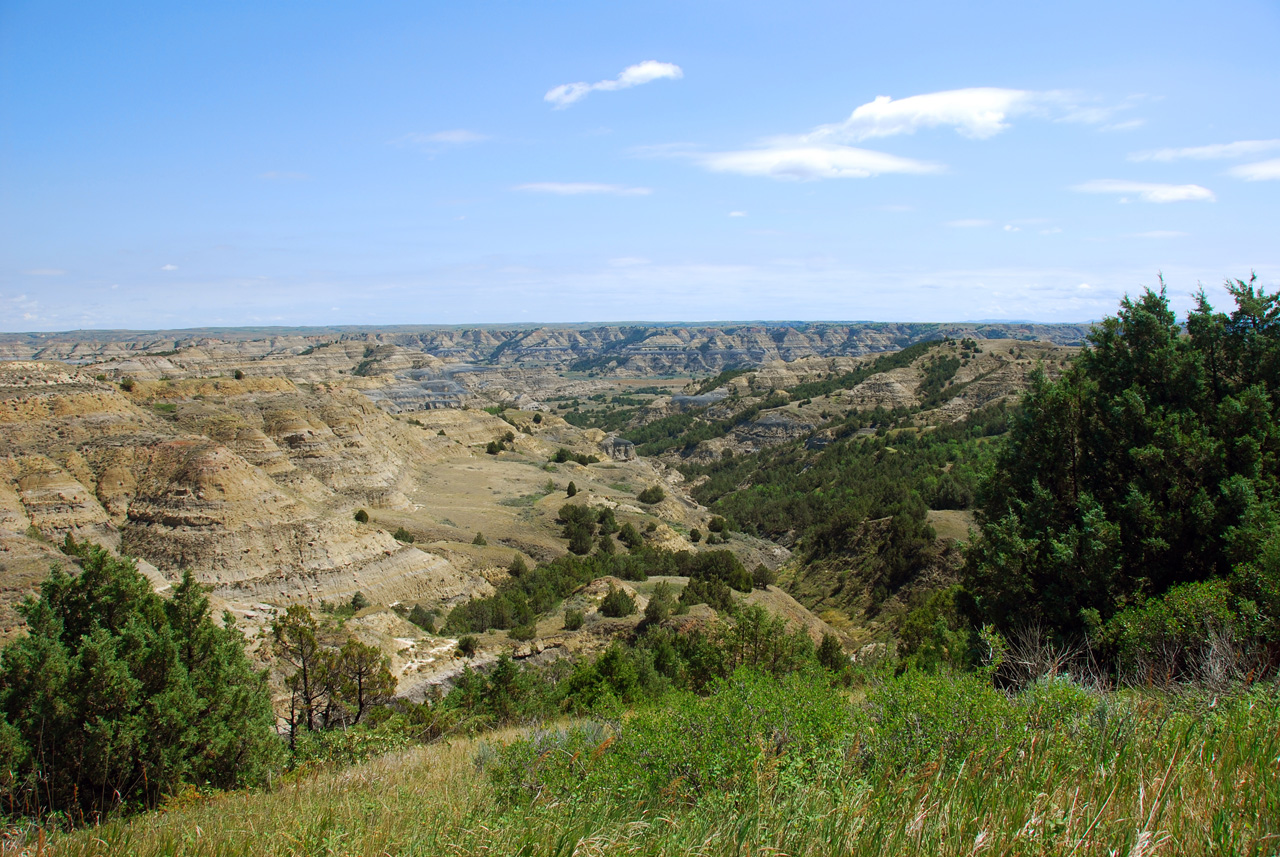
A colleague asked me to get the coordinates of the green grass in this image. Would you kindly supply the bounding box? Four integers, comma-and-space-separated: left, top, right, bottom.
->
41, 672, 1280, 856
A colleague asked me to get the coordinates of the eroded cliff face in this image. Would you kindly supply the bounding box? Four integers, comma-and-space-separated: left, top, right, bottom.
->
0, 321, 1090, 380
0, 363, 496, 633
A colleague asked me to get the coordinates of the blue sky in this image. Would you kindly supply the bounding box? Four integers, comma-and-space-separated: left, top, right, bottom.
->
2, 0, 1277, 330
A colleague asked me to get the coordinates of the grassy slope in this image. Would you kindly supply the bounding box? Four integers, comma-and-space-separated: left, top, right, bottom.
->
48, 676, 1279, 857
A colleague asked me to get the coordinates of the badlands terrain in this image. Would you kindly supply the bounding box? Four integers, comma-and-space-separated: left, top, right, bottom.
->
0, 321, 1081, 693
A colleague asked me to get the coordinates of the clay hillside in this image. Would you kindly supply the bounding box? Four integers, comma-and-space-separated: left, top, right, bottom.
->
0, 324, 1080, 694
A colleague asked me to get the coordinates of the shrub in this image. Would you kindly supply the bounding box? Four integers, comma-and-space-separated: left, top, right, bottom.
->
350, 591, 370, 611
599, 585, 637, 618
458, 636, 479, 657
708, 516, 727, 533
354, 508, 369, 523
596, 534, 616, 555
646, 521, 658, 533
637, 485, 666, 505
753, 563, 777, 589
563, 609, 585, 631
690, 528, 702, 543
566, 481, 577, 497
233, 369, 245, 380
119, 376, 135, 392
473, 532, 488, 546
567, 525, 595, 555
508, 554, 529, 577
393, 527, 415, 543
486, 440, 503, 455
617, 522, 644, 550
509, 622, 537, 641
533, 413, 543, 423
408, 604, 436, 633
0, 544, 281, 819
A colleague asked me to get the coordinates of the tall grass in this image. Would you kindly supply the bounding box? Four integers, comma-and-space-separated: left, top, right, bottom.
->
29, 673, 1280, 857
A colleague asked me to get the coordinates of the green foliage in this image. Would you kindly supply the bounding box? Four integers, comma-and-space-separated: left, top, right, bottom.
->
354, 508, 369, 523
508, 554, 528, 577
472, 531, 487, 546
392, 526, 415, 543
553, 448, 598, 466
119, 376, 135, 392
233, 369, 245, 380
618, 522, 644, 549
407, 604, 436, 633
457, 636, 478, 657
509, 622, 537, 641
0, 545, 280, 820
566, 480, 577, 497
562, 609, 585, 631
485, 440, 503, 455
599, 585, 636, 618
637, 485, 666, 504
350, 591, 370, 611
966, 280, 1280, 647
707, 515, 727, 533
752, 563, 777, 589
690, 528, 702, 543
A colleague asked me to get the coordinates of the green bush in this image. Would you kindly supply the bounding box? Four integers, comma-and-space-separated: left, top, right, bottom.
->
350, 591, 370, 611
566, 481, 577, 497
563, 609, 585, 631
354, 509, 369, 523
690, 528, 702, 543
752, 563, 776, 589
408, 604, 436, 633
617, 522, 644, 549
637, 485, 666, 504
393, 527, 415, 543
599, 585, 636, 618
509, 623, 537, 641
0, 544, 282, 820
457, 636, 479, 657
473, 532, 488, 546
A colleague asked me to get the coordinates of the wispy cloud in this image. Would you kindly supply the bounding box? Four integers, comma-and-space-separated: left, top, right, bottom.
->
946, 219, 991, 228
392, 130, 490, 153
546, 61, 683, 108
24, 268, 65, 276
1228, 158, 1280, 181
161, 264, 179, 271
803, 87, 1128, 144
728, 211, 747, 217
1129, 139, 1280, 162
698, 145, 941, 181
1072, 180, 1215, 203
514, 182, 652, 196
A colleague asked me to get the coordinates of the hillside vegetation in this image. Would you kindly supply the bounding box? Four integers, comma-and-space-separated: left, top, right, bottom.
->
3, 280, 1279, 854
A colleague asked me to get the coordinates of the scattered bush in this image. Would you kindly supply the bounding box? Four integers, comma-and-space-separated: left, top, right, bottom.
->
637, 485, 666, 504
119, 376, 135, 392
566, 481, 577, 497
599, 585, 637, 618
472, 532, 488, 546
233, 369, 245, 380
617, 522, 644, 550
350, 591, 370, 611
508, 554, 529, 578
753, 563, 777, 589
457, 636, 479, 657
408, 604, 436, 633
563, 609, 585, 631
393, 527, 415, 543
509, 622, 537, 642
690, 528, 702, 543
354, 509, 369, 523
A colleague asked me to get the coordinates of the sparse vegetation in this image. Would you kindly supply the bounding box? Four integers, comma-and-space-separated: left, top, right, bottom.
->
354, 508, 369, 523
637, 485, 665, 504
392, 526, 415, 543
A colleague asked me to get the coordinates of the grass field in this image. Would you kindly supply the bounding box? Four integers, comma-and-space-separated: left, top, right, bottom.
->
31, 671, 1280, 857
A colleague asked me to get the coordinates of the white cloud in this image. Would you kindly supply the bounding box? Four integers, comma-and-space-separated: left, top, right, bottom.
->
1003, 225, 1020, 232
808, 88, 1040, 142
1228, 158, 1280, 181
1073, 180, 1215, 203
24, 268, 65, 276
698, 145, 941, 181
728, 211, 747, 217
161, 264, 179, 271
1130, 230, 1189, 239
946, 219, 991, 228
545, 61, 682, 108
514, 182, 652, 196
1129, 139, 1280, 162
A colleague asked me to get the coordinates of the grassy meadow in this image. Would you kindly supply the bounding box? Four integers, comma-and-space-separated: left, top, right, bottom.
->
32, 670, 1280, 857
